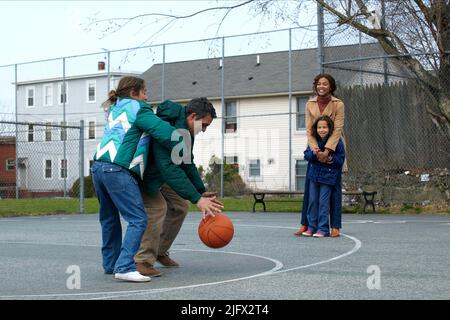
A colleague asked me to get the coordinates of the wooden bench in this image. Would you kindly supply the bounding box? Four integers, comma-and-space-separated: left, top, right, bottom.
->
252, 190, 377, 213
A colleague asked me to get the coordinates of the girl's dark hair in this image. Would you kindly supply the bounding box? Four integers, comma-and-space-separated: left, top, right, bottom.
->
313, 115, 334, 138
186, 97, 217, 119
313, 73, 337, 96
102, 76, 146, 110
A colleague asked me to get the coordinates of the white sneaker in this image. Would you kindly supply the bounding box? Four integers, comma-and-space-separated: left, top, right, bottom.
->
115, 271, 151, 282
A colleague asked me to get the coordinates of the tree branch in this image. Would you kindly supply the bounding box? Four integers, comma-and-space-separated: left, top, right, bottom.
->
84, 0, 255, 37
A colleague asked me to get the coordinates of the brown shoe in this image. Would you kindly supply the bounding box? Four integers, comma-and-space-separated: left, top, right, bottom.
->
136, 262, 163, 277
331, 228, 340, 237
293, 225, 308, 236
157, 254, 179, 267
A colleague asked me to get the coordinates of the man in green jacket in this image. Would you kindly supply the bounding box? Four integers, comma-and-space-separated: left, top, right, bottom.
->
135, 97, 222, 277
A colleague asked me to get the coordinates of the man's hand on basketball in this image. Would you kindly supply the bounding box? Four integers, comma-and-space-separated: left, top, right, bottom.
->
197, 196, 224, 220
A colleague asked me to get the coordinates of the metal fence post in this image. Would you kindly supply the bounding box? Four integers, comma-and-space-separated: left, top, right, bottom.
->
62, 57, 67, 197
14, 64, 18, 199
79, 120, 85, 213
288, 28, 292, 192
317, 3, 324, 74
220, 37, 225, 199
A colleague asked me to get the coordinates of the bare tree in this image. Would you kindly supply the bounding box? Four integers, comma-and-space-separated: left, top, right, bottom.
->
250, 0, 450, 140
312, 0, 450, 141
85, 0, 450, 140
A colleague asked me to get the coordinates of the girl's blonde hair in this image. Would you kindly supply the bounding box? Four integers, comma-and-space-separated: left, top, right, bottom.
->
102, 76, 146, 110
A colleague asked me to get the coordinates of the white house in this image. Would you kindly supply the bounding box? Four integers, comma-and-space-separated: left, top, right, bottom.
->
142, 43, 408, 191
15, 70, 136, 195
14, 42, 408, 195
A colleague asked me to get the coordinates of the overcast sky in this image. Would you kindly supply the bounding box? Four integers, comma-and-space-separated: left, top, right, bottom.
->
0, 1, 317, 115
0, 0, 317, 66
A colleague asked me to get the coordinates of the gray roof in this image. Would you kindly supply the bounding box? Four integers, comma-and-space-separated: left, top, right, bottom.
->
15, 72, 139, 86
142, 42, 406, 102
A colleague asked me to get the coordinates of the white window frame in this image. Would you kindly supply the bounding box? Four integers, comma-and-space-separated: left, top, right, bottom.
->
87, 119, 96, 140
58, 82, 68, 105
224, 155, 239, 165
295, 159, 308, 192
45, 121, 52, 142
6, 159, 15, 171
43, 158, 52, 180
295, 96, 308, 132
28, 124, 34, 142
247, 158, 263, 181
43, 84, 53, 107
224, 100, 238, 135
59, 158, 68, 180
26, 86, 35, 108
86, 80, 96, 103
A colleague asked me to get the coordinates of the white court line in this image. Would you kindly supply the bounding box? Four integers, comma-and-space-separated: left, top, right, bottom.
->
273, 233, 361, 274
373, 220, 406, 224
0, 240, 99, 247
91, 249, 284, 300
0, 248, 282, 299
0, 224, 362, 300
94, 232, 362, 300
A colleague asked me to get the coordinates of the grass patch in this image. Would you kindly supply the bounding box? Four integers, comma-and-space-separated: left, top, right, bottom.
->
189, 196, 303, 213
0, 198, 99, 217
1, 197, 448, 217
0, 196, 302, 217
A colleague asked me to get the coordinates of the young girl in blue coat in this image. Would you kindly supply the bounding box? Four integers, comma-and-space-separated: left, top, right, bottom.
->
302, 116, 345, 237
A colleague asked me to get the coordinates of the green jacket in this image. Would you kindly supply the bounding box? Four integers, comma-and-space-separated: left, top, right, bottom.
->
94, 98, 179, 179
142, 100, 206, 203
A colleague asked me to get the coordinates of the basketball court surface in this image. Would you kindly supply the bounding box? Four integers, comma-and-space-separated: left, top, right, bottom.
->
0, 212, 449, 300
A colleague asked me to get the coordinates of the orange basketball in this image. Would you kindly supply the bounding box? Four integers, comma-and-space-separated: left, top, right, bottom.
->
198, 213, 234, 248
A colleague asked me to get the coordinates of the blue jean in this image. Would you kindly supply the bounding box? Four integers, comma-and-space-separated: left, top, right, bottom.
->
306, 180, 332, 235
91, 161, 148, 274
301, 175, 342, 229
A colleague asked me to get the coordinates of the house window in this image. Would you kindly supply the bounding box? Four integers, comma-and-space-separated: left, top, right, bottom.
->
28, 124, 34, 142
26, 87, 35, 107
225, 156, 239, 168
249, 159, 261, 177
60, 159, 67, 179
45, 122, 52, 141
59, 82, 68, 104
225, 156, 238, 164
88, 121, 96, 139
296, 96, 308, 130
60, 121, 67, 141
6, 159, 15, 171
43, 84, 53, 106
224, 101, 237, 133
87, 80, 96, 102
45, 159, 52, 179
295, 160, 308, 191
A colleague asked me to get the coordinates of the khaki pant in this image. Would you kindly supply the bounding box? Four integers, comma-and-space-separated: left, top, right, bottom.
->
134, 184, 189, 265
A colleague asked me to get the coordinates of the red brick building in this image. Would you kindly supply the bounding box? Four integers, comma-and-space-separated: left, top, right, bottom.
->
0, 137, 16, 197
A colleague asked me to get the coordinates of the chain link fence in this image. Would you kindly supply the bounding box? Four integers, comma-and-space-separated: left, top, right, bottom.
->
0, 18, 448, 207
323, 17, 450, 206
0, 121, 85, 211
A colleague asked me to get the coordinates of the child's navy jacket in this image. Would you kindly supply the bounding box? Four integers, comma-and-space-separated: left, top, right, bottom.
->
304, 138, 345, 186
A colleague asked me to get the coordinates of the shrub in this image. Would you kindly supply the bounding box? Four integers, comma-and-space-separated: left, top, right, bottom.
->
70, 175, 96, 198
204, 155, 249, 196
